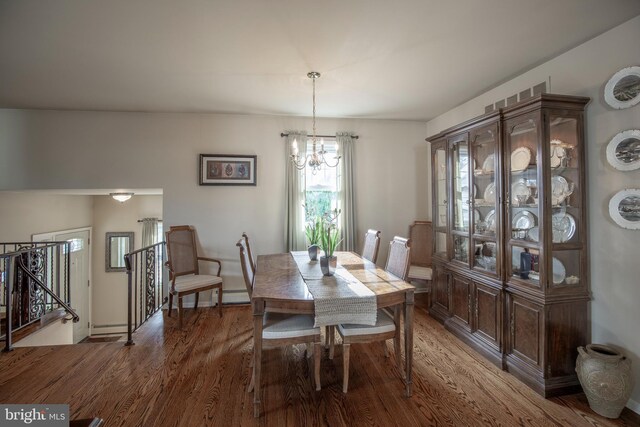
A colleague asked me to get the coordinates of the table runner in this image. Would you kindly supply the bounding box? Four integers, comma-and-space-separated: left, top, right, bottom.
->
291, 251, 377, 327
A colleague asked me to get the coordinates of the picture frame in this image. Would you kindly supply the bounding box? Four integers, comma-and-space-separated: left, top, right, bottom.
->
105, 231, 134, 272
199, 154, 257, 186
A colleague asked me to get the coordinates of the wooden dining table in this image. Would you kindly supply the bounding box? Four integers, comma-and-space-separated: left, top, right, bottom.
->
251, 251, 416, 417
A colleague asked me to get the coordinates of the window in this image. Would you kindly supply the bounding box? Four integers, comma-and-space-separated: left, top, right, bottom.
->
304, 138, 340, 223
62, 238, 84, 254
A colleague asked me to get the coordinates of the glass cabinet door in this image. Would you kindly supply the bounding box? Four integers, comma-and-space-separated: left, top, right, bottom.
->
451, 134, 470, 264
547, 113, 584, 289
470, 123, 499, 275
432, 141, 448, 259
505, 114, 541, 288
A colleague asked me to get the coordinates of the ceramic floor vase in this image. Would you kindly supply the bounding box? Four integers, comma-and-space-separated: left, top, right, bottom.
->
576, 344, 634, 419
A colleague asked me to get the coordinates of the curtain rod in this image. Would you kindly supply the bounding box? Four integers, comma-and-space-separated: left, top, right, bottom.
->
137, 219, 163, 223
280, 132, 359, 139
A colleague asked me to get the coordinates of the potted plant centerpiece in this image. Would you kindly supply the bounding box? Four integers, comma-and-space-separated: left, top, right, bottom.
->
305, 215, 322, 261
319, 209, 342, 276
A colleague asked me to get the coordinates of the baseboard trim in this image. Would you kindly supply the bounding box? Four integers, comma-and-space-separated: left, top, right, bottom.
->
627, 398, 640, 415
91, 325, 127, 335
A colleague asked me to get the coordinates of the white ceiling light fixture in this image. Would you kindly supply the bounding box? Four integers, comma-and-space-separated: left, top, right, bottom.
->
110, 192, 134, 203
290, 72, 341, 174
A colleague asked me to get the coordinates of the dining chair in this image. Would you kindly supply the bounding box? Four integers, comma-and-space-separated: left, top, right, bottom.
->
165, 225, 223, 329
333, 236, 411, 393
237, 236, 322, 392
407, 221, 433, 290
361, 229, 381, 264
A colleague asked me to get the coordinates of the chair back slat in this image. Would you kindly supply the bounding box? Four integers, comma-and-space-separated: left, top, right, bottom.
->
361, 229, 381, 264
237, 237, 254, 297
166, 226, 199, 277
385, 236, 411, 281
242, 232, 256, 274
409, 221, 432, 267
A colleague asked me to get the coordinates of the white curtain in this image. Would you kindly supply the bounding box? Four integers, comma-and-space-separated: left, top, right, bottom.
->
336, 132, 357, 252
141, 218, 160, 247
284, 131, 308, 251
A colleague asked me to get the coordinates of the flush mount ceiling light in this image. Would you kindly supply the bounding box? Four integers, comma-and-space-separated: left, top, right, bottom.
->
110, 192, 134, 203
290, 72, 341, 173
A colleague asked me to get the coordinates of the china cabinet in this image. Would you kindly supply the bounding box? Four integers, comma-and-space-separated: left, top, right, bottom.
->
427, 94, 590, 397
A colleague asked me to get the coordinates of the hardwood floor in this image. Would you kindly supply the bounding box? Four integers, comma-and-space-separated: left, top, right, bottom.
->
0, 295, 638, 426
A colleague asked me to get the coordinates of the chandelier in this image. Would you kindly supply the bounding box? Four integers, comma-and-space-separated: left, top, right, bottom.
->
290, 72, 341, 173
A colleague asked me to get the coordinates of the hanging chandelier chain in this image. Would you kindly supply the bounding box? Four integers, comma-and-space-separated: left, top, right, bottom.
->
289, 71, 340, 172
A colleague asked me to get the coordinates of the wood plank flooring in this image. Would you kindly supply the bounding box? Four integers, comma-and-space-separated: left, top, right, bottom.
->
0, 295, 638, 426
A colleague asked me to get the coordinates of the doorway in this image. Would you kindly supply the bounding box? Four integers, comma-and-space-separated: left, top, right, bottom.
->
33, 227, 92, 343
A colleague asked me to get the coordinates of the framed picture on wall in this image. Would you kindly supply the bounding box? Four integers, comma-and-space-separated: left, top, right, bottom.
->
199, 154, 257, 186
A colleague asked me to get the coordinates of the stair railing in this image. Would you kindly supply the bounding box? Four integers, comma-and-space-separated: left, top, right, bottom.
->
1, 241, 77, 351
124, 241, 166, 345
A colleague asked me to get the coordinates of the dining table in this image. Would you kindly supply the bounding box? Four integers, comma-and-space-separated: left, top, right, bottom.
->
251, 251, 416, 417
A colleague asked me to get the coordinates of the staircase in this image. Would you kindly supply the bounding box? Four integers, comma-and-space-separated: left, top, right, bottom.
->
0, 241, 79, 351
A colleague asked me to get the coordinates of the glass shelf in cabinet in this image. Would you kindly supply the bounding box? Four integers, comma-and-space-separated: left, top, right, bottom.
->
510, 165, 537, 175
473, 170, 495, 177
472, 233, 497, 240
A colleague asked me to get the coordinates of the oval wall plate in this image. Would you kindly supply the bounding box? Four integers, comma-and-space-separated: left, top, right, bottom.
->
609, 188, 640, 230
604, 66, 640, 110
606, 129, 640, 171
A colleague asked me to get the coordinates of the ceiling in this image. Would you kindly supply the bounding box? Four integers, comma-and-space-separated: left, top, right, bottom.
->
1, 1, 639, 121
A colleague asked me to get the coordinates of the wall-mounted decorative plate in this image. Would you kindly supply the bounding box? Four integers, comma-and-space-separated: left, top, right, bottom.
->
609, 189, 640, 230
606, 129, 640, 171
604, 66, 640, 110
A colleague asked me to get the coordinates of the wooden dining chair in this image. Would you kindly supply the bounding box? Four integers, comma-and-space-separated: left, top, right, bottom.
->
237, 236, 322, 392
361, 229, 381, 264
165, 225, 223, 329
333, 236, 411, 393
407, 221, 433, 300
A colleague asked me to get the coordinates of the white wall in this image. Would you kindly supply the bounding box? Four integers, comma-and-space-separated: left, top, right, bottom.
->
0, 192, 93, 241
91, 195, 162, 334
0, 111, 427, 301
426, 16, 640, 411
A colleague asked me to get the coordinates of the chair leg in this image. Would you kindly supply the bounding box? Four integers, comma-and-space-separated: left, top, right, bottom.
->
329, 326, 335, 360
194, 292, 199, 309
168, 293, 173, 317
383, 341, 389, 358
324, 327, 329, 349
342, 343, 350, 393
314, 342, 321, 391
178, 297, 183, 330
306, 342, 313, 359
218, 287, 223, 317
